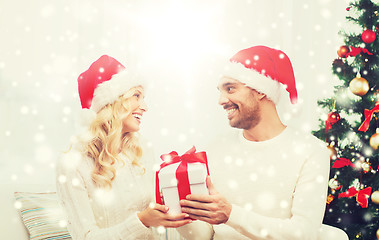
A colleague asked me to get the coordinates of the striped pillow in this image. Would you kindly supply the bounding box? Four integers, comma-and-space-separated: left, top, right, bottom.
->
14, 192, 71, 240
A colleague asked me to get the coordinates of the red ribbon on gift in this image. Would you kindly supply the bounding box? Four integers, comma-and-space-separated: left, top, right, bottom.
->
325, 112, 340, 133
346, 46, 373, 57
155, 146, 209, 205
332, 158, 354, 168
358, 105, 379, 132
338, 186, 372, 208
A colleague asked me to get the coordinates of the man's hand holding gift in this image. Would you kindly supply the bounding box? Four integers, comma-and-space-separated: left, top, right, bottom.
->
180, 176, 232, 225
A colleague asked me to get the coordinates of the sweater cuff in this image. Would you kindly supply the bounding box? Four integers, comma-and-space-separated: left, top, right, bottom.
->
225, 204, 253, 230
119, 212, 151, 237
134, 211, 150, 230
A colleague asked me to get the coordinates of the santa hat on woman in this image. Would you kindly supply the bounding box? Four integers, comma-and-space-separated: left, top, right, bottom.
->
78, 55, 144, 113
222, 45, 298, 104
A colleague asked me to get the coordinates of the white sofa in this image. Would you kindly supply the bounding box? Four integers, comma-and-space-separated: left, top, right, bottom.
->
1, 183, 348, 240
1, 183, 56, 239
1, 183, 181, 240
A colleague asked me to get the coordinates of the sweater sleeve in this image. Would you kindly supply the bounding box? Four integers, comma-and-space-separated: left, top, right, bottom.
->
225, 147, 330, 240
56, 154, 152, 240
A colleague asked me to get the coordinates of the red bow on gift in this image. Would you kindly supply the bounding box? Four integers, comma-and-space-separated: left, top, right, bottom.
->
358, 105, 379, 132
332, 158, 354, 168
155, 146, 209, 205
338, 186, 372, 208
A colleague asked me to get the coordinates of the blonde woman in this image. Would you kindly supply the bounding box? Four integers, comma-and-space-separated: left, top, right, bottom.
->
56, 55, 191, 240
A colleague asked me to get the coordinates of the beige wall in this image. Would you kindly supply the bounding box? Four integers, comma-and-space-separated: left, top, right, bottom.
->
0, 0, 351, 185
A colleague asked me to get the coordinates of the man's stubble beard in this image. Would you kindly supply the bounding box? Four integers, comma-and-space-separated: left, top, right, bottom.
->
230, 98, 261, 130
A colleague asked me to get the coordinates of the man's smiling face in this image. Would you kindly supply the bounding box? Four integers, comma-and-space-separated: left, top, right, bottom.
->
218, 77, 262, 130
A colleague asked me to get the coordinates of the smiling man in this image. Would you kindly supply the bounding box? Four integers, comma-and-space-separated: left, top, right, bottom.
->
177, 45, 348, 240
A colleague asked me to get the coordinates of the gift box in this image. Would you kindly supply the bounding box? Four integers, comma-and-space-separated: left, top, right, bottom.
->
155, 146, 210, 215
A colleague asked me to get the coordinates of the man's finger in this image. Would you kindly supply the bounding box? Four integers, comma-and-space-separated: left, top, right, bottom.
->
186, 214, 215, 224
184, 194, 213, 203
180, 199, 212, 210
206, 176, 218, 195
181, 206, 212, 218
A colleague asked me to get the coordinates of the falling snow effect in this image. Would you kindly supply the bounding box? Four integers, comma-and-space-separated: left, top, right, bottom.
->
1, 0, 353, 239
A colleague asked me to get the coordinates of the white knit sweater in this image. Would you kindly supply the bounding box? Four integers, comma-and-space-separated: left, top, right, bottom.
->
178, 127, 330, 240
56, 145, 157, 240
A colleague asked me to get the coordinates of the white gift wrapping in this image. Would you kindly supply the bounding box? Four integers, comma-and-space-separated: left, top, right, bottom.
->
157, 162, 209, 215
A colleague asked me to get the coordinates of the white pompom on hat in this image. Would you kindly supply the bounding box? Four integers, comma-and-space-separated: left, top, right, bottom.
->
221, 45, 298, 104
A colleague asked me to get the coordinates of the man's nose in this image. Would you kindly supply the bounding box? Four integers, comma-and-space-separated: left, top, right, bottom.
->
218, 93, 229, 106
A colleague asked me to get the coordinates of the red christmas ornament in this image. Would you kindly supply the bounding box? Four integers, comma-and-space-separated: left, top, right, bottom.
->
325, 111, 341, 133
337, 45, 350, 58
361, 29, 376, 44
346, 7, 350, 11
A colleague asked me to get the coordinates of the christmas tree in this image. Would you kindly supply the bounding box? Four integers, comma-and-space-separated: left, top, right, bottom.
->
312, 0, 379, 239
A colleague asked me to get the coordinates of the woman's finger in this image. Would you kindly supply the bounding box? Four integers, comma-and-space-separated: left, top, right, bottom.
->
165, 213, 189, 221
164, 219, 192, 228
153, 203, 169, 213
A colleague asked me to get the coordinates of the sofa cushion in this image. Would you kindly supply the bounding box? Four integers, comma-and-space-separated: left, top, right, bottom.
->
14, 192, 71, 240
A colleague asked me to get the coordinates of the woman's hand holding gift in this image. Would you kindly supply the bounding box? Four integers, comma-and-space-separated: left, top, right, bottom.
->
138, 203, 192, 228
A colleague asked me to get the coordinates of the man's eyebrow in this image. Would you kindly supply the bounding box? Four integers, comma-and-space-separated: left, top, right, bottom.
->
217, 82, 236, 90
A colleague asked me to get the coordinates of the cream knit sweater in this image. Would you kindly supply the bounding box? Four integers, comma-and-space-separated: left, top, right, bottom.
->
178, 127, 331, 240
56, 145, 157, 240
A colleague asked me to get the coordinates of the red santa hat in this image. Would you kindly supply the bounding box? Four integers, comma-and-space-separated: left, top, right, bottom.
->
221, 45, 298, 104
78, 55, 144, 113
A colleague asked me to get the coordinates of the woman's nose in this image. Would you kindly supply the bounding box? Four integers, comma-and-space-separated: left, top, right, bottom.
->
140, 99, 148, 112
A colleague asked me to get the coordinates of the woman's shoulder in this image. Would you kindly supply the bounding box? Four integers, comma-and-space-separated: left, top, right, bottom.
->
56, 147, 94, 178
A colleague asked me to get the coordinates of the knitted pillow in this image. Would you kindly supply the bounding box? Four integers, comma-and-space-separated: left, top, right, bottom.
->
14, 192, 71, 240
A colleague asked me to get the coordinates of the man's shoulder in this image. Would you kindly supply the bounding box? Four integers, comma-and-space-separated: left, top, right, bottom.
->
286, 126, 328, 153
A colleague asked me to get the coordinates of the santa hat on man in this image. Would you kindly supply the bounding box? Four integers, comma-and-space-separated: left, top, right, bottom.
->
221, 45, 298, 104
78, 55, 143, 113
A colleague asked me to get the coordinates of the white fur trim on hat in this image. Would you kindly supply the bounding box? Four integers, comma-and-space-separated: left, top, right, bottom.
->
90, 70, 144, 112
80, 108, 97, 126
221, 61, 283, 104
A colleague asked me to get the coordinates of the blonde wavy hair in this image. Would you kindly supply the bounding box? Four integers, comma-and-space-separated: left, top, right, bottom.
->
84, 86, 145, 189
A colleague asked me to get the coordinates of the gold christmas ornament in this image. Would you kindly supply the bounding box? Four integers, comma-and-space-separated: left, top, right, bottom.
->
326, 194, 334, 204
362, 162, 371, 173
328, 178, 341, 190
370, 132, 379, 150
377, 228, 379, 239
349, 77, 369, 96
371, 190, 379, 205
327, 145, 337, 159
